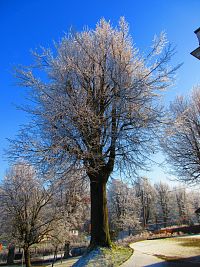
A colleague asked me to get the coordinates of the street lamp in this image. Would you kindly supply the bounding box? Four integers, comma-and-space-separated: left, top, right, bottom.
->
191, 27, 200, 60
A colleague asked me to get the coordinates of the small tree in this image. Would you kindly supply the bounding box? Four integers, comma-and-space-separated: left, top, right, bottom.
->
174, 186, 192, 225
154, 182, 171, 227
134, 177, 156, 228
53, 175, 90, 255
190, 190, 200, 223
0, 192, 16, 265
9, 18, 178, 248
0, 163, 58, 267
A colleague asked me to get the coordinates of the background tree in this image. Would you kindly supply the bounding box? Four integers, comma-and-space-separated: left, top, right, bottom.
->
173, 186, 192, 225
161, 87, 200, 184
134, 177, 156, 228
8, 18, 178, 248
154, 182, 171, 227
0, 163, 58, 267
0, 188, 16, 265
108, 179, 140, 238
53, 174, 90, 257
190, 190, 200, 223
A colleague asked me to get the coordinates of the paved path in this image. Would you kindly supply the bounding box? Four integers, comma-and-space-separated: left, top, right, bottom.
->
121, 238, 200, 267
121, 242, 167, 267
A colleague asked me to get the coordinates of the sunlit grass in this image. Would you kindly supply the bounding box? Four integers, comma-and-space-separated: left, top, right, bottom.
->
73, 246, 133, 267
166, 237, 200, 248
178, 239, 200, 248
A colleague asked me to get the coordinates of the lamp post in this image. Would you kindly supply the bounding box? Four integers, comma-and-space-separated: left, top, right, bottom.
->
191, 27, 200, 60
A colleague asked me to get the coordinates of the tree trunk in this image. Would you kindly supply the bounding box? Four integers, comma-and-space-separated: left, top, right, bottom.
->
90, 180, 111, 248
24, 247, 31, 267
63, 242, 70, 259
51, 246, 57, 267
7, 244, 15, 265
128, 226, 131, 236
163, 216, 167, 228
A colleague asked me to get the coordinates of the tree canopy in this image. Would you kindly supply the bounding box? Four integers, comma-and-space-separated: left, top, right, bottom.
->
8, 18, 179, 247
9, 18, 178, 178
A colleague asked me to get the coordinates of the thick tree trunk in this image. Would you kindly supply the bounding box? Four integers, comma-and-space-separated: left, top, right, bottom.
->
90, 180, 111, 248
24, 247, 31, 267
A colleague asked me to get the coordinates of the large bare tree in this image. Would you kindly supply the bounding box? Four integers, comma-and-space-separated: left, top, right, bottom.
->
8, 18, 178, 248
161, 87, 200, 184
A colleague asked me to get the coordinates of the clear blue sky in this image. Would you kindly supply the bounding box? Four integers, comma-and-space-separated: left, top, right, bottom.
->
0, 0, 200, 182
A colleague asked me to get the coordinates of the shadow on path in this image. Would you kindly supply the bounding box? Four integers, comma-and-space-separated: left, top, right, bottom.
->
145, 255, 200, 267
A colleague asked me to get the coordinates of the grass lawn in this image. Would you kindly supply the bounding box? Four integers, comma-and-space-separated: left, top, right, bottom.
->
168, 236, 200, 248
151, 236, 200, 264
178, 238, 200, 248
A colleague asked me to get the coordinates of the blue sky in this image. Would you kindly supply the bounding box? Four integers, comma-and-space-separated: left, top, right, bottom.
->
0, 0, 200, 183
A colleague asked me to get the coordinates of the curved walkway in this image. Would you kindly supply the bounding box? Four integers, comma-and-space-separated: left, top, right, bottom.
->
121, 242, 166, 267
121, 237, 200, 267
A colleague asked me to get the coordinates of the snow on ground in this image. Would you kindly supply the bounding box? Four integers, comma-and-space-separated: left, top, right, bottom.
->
72, 246, 132, 267
49, 256, 81, 267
